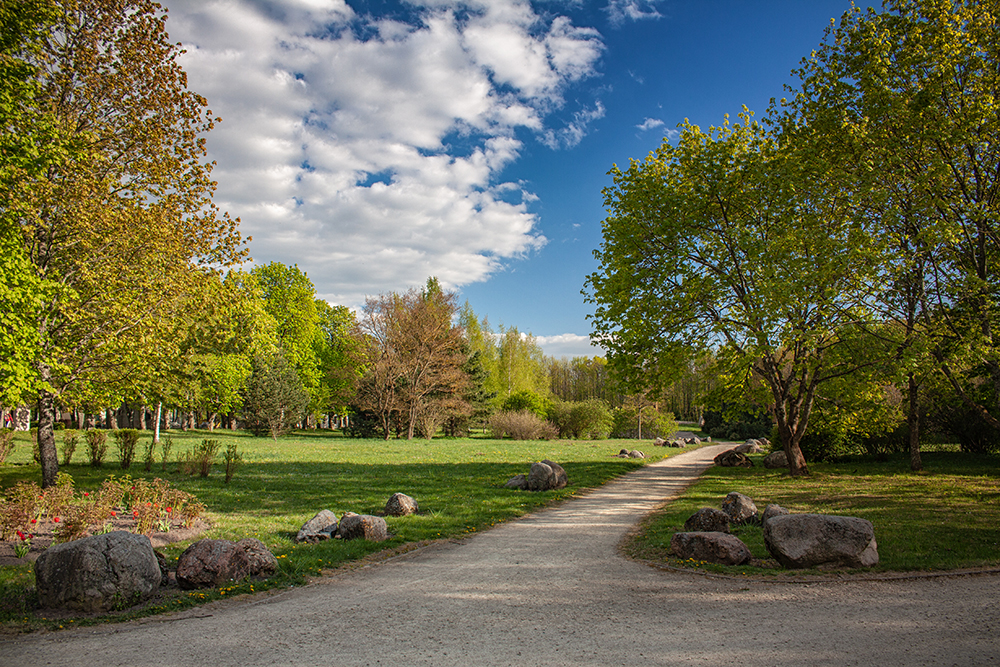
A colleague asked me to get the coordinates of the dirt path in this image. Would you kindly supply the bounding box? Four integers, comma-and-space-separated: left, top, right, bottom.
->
3, 445, 997, 665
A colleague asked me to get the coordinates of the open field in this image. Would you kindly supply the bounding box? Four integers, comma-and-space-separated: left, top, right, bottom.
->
625, 449, 1000, 576
0, 429, 690, 630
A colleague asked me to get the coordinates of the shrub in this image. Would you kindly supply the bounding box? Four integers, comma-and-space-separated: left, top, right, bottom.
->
610, 406, 678, 440
488, 410, 558, 440
160, 436, 173, 471
182, 439, 221, 477
702, 407, 772, 441
223, 443, 242, 484
0, 429, 15, 465
114, 429, 140, 469
142, 439, 155, 472
548, 399, 613, 439
500, 390, 551, 419
61, 429, 79, 466
86, 430, 109, 467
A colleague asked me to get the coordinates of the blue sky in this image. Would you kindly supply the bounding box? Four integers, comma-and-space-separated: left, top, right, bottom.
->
164, 0, 870, 358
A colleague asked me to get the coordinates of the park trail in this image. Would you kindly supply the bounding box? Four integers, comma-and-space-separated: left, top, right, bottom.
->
3, 444, 997, 666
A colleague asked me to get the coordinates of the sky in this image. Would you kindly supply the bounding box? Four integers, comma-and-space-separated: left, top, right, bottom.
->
162, 0, 871, 358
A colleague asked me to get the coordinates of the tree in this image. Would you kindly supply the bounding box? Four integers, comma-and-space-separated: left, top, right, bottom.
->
13, 0, 245, 486
242, 355, 308, 440
496, 325, 549, 401
314, 300, 366, 423
785, 0, 1000, 469
585, 112, 880, 475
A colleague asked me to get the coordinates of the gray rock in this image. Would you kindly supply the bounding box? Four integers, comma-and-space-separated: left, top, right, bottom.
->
761, 504, 790, 525
176, 539, 251, 590
628, 450, 645, 459
734, 440, 762, 454
670, 531, 751, 566
764, 514, 879, 569
504, 474, 528, 490
714, 449, 753, 467
684, 507, 731, 533
236, 538, 278, 577
721, 491, 758, 524
296, 509, 339, 543
338, 513, 389, 541
669, 440, 684, 448
653, 437, 667, 447
384, 493, 418, 517
528, 461, 555, 490
34, 531, 161, 612
763, 450, 789, 469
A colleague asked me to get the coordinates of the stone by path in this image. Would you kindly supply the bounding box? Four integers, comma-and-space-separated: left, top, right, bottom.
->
3, 444, 997, 666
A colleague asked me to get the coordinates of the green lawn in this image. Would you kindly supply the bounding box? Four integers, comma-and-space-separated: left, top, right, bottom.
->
625, 450, 1000, 576
0, 429, 693, 630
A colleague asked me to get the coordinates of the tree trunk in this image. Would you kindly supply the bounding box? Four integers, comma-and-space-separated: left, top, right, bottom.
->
907, 373, 922, 472
153, 402, 162, 444
776, 416, 809, 476
207, 413, 217, 431
36, 365, 60, 488
105, 407, 117, 430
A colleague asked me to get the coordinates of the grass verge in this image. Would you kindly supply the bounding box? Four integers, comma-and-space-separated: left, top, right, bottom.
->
0, 429, 694, 632
623, 450, 1000, 577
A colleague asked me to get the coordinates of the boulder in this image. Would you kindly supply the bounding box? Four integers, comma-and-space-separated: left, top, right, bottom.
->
34, 531, 161, 612
338, 513, 389, 541
528, 460, 568, 491
763, 450, 789, 469
713, 449, 753, 467
721, 491, 758, 525
653, 437, 667, 447
154, 550, 171, 588
761, 503, 790, 525
628, 450, 645, 459
504, 474, 528, 490
685, 437, 702, 445
670, 532, 751, 566
683, 508, 730, 533
764, 514, 879, 569
236, 538, 279, 577
734, 440, 762, 454
668, 440, 684, 448
296, 510, 339, 543
176, 539, 251, 590
384, 493, 419, 517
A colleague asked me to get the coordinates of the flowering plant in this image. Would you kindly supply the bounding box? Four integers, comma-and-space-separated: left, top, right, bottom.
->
14, 531, 32, 558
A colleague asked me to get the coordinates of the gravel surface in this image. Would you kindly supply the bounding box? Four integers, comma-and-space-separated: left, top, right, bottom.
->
3, 444, 997, 666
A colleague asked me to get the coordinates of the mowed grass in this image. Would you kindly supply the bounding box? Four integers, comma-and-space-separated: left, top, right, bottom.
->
0, 429, 694, 630
625, 450, 1000, 576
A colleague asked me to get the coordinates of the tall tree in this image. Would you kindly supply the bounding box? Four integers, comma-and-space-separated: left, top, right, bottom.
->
586, 113, 880, 475
14, 0, 245, 486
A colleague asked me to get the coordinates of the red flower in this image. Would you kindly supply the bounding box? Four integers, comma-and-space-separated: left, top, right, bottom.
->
27, 534, 33, 540
146, 502, 151, 507
133, 510, 139, 517
110, 511, 116, 517
166, 507, 172, 513
83, 492, 89, 497
30, 519, 36, 524
16, 531, 24, 540
53, 517, 60, 523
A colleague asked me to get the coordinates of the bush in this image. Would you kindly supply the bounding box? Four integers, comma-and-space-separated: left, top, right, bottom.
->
142, 439, 156, 472
488, 410, 558, 440
114, 429, 140, 469
160, 436, 173, 471
61, 430, 79, 466
86, 430, 109, 467
500, 390, 551, 419
182, 439, 221, 477
0, 429, 15, 465
223, 443, 242, 484
548, 399, 612, 439
702, 407, 772, 441
610, 406, 678, 440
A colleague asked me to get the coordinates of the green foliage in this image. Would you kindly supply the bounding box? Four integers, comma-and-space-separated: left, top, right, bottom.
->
85, 430, 108, 468
0, 430, 14, 465
141, 439, 155, 472
113, 429, 140, 470
223, 443, 241, 484
60, 429, 77, 466
242, 355, 309, 440
610, 405, 678, 440
548, 399, 612, 439
159, 436, 173, 472
500, 390, 550, 418
702, 407, 772, 442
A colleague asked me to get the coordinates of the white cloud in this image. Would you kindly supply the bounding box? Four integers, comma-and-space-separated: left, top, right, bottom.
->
534, 333, 605, 359
604, 0, 663, 27
163, 0, 604, 304
636, 117, 664, 131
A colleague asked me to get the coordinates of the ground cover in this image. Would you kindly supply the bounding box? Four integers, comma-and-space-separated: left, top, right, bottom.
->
0, 429, 692, 631
624, 450, 1000, 576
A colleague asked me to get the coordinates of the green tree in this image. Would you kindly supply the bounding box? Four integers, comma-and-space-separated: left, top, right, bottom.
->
585, 112, 880, 475
242, 355, 308, 440
16, 0, 245, 486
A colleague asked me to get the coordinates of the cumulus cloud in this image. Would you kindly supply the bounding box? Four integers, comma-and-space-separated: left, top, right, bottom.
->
604, 0, 663, 27
534, 333, 604, 359
163, 0, 605, 304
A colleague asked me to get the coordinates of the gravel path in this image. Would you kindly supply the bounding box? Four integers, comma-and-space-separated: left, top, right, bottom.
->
4, 444, 998, 666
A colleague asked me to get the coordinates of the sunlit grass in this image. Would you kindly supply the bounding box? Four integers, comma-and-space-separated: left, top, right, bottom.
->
626, 450, 1000, 576
0, 429, 694, 630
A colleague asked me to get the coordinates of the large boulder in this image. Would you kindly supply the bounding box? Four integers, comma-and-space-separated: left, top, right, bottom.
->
714, 450, 753, 467
763, 450, 789, 469
760, 503, 790, 525
764, 514, 879, 569
527, 460, 568, 491
384, 493, 418, 517
296, 510, 339, 543
176, 539, 251, 590
236, 538, 279, 577
670, 532, 752, 566
34, 531, 161, 612
684, 508, 730, 533
721, 491, 758, 525
338, 513, 389, 541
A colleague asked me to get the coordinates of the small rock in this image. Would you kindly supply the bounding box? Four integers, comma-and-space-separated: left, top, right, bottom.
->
721, 491, 758, 524
714, 450, 753, 467
338, 513, 389, 541
684, 508, 730, 533
236, 538, 279, 577
176, 539, 251, 590
384, 493, 418, 517
296, 510, 339, 543
628, 450, 645, 459
653, 437, 667, 447
504, 474, 528, 490
670, 532, 751, 566
763, 450, 789, 469
734, 441, 761, 454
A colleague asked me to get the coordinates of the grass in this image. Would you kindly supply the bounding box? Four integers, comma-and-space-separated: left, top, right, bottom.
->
625, 449, 1000, 577
0, 428, 695, 631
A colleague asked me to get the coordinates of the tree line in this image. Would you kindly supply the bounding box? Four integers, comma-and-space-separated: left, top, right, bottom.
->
585, 0, 1000, 475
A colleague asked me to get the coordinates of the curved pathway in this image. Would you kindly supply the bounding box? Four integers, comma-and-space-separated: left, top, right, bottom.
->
4, 445, 998, 665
